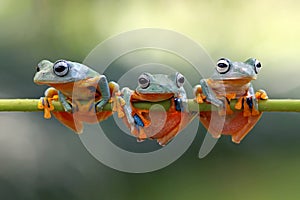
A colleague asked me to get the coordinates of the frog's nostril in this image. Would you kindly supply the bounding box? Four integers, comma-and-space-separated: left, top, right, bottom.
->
36, 66, 40, 72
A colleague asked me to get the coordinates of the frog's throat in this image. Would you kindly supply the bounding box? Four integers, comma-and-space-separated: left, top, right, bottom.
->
212, 77, 256, 85
132, 92, 174, 102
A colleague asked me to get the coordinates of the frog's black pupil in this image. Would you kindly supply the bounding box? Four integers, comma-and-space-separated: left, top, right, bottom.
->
256, 62, 261, 68
178, 77, 184, 83
217, 62, 228, 68
55, 65, 66, 72
139, 78, 148, 85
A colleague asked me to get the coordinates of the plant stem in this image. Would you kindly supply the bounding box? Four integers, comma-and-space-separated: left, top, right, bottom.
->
0, 99, 300, 112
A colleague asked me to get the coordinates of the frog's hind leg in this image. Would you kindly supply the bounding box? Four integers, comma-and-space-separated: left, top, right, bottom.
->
156, 125, 180, 146
51, 112, 84, 134
96, 111, 113, 122
231, 114, 262, 143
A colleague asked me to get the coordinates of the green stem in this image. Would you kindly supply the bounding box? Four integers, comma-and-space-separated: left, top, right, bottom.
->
0, 99, 300, 112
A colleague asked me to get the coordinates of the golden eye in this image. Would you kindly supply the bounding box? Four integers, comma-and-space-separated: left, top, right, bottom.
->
176, 72, 185, 88
53, 60, 69, 77
138, 73, 150, 89
216, 58, 231, 74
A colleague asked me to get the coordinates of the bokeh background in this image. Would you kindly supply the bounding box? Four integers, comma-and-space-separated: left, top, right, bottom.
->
1, 0, 300, 199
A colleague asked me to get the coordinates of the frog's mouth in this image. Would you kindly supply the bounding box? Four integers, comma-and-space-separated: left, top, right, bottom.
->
217, 77, 256, 84
132, 92, 175, 102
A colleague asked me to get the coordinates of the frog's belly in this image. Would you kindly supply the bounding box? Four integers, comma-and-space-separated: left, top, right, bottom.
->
122, 110, 196, 145
73, 110, 112, 123
210, 83, 250, 98
199, 111, 262, 142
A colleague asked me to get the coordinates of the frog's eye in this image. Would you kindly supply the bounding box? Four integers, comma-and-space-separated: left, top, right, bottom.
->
216, 58, 231, 74
176, 73, 185, 88
254, 59, 262, 74
138, 73, 150, 89
53, 60, 69, 77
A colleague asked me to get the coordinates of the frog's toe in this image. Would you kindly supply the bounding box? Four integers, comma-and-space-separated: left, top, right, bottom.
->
194, 85, 206, 103
208, 131, 222, 139
112, 96, 126, 118
231, 137, 241, 144
38, 97, 55, 119
137, 128, 147, 142
95, 102, 104, 111
255, 89, 268, 100
64, 102, 73, 112
234, 97, 243, 110
251, 109, 260, 116
243, 102, 252, 117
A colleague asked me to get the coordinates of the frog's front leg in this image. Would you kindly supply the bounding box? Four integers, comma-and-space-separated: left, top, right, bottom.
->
200, 79, 224, 107
38, 87, 59, 118
121, 87, 136, 130
250, 88, 268, 115
58, 91, 73, 112
109, 81, 125, 118
174, 88, 188, 112
38, 87, 76, 117
194, 85, 206, 104
121, 88, 148, 141
247, 84, 259, 116
199, 79, 232, 115
95, 75, 110, 111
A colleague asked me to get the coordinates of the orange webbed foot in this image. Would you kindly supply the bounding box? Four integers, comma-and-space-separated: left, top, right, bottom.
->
109, 82, 126, 118
255, 89, 268, 100
193, 85, 206, 104
111, 94, 126, 118
38, 87, 59, 119
234, 97, 243, 110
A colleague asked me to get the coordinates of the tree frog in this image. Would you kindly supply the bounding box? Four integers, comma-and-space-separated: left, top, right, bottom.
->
121, 72, 196, 146
194, 58, 268, 143
33, 59, 122, 133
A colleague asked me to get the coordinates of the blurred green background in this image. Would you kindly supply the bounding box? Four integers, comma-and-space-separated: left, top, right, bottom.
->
1, 0, 300, 199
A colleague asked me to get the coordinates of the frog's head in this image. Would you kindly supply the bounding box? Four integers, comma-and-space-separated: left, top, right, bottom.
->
34, 60, 98, 84
136, 72, 185, 95
211, 58, 262, 81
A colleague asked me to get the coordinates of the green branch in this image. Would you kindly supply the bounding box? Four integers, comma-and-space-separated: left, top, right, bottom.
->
0, 99, 300, 112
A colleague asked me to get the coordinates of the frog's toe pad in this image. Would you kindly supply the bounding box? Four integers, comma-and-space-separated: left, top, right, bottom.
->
255, 89, 268, 100
231, 137, 241, 144
210, 132, 221, 139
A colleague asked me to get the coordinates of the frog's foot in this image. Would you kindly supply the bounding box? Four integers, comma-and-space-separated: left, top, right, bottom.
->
245, 96, 260, 116
235, 97, 244, 110
111, 96, 126, 118
95, 99, 109, 112
132, 114, 148, 142
132, 108, 151, 127
243, 98, 252, 117
255, 89, 268, 100
58, 91, 73, 112
193, 85, 206, 104
225, 93, 236, 115
157, 126, 180, 146
109, 82, 125, 118
38, 97, 56, 119
136, 127, 147, 142
174, 97, 188, 112
218, 97, 233, 116
38, 87, 59, 119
